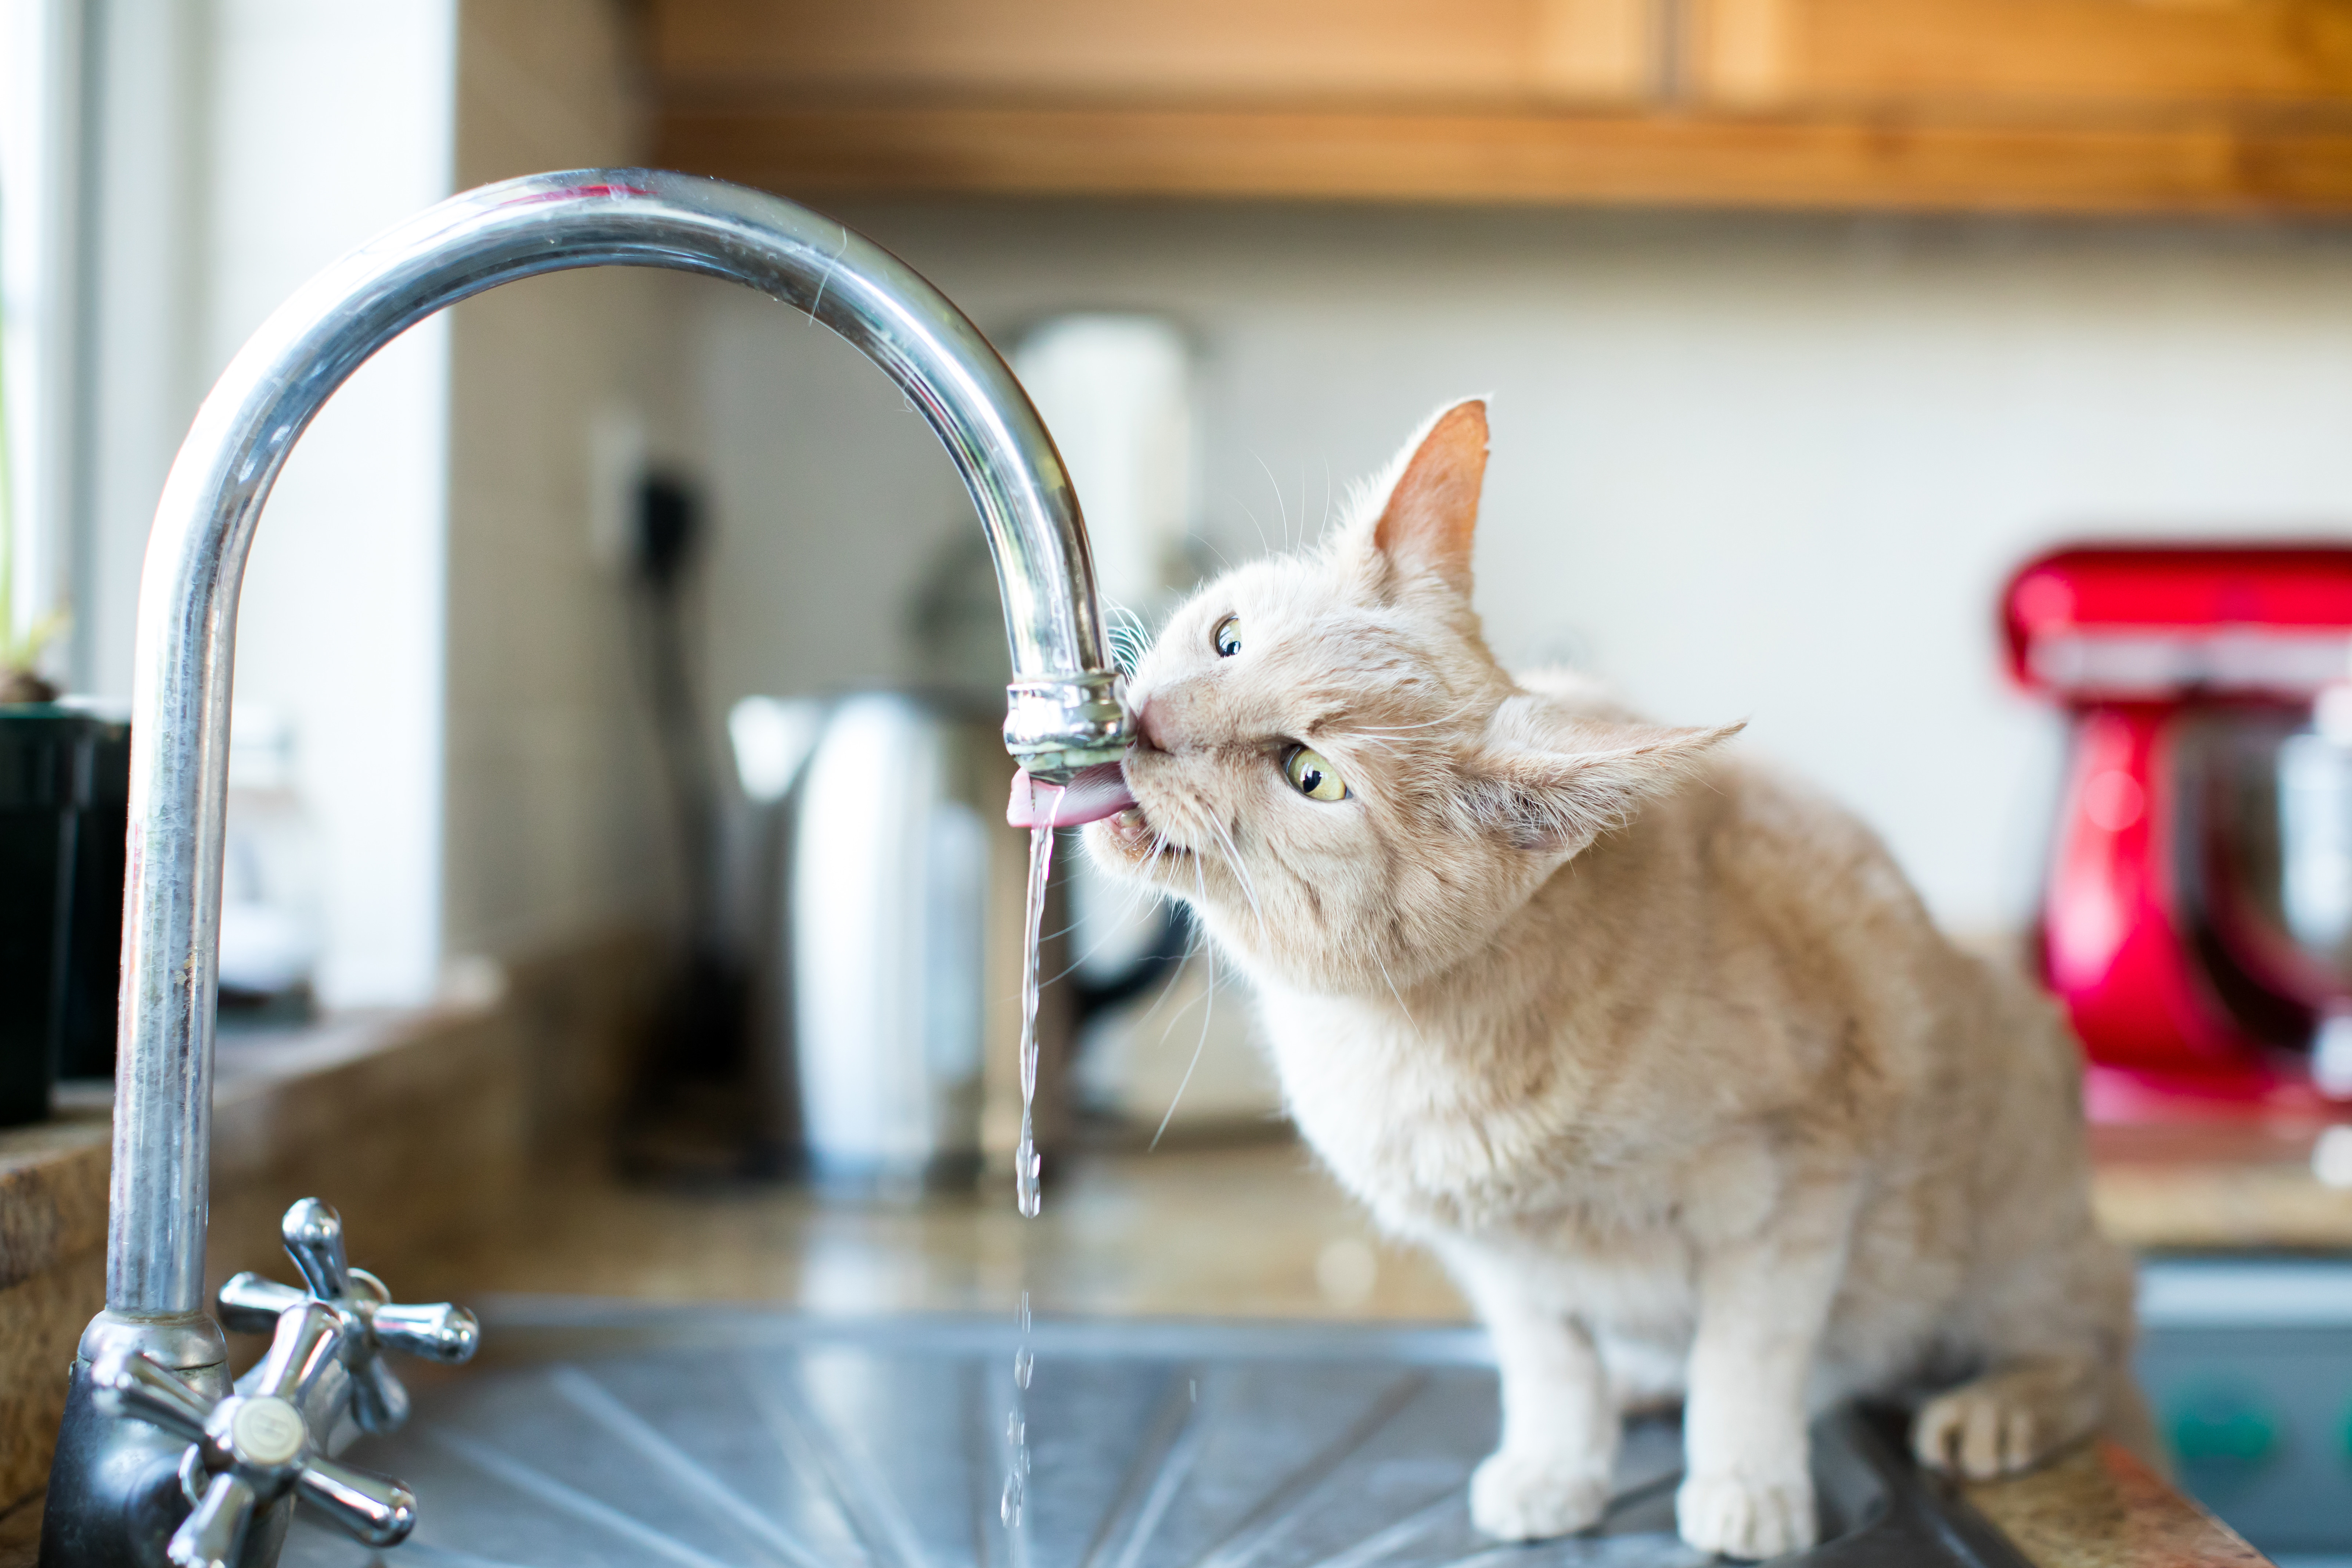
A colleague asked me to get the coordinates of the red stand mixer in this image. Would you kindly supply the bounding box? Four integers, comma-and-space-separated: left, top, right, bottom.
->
2004, 545, 2352, 1123
2007, 544, 2352, 1123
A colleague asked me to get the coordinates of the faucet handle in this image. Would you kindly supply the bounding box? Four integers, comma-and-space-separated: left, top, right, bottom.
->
218, 1198, 482, 1436
217, 1273, 306, 1335
91, 1301, 418, 1567
363, 1281, 481, 1363
281, 1196, 352, 1299
89, 1346, 214, 1447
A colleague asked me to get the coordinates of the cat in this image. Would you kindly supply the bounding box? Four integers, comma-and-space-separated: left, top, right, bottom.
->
1080, 399, 2148, 1559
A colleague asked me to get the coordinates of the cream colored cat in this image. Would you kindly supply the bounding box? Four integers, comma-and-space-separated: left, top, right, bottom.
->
1082, 400, 2146, 1559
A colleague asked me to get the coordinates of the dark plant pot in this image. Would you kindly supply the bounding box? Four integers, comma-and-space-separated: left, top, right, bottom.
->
61, 715, 130, 1080
1, 709, 83, 1125
0, 708, 131, 1124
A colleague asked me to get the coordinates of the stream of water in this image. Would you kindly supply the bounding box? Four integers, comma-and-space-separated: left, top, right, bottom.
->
1002, 821, 1055, 1528
1015, 822, 1054, 1218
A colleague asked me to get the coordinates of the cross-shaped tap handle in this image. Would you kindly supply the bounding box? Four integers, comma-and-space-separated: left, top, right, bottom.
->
90, 1300, 417, 1568
217, 1198, 479, 1434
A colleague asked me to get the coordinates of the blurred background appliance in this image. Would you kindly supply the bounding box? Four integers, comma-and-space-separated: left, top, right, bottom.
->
733, 689, 1076, 1191
2006, 544, 2352, 1121
798, 690, 1049, 1189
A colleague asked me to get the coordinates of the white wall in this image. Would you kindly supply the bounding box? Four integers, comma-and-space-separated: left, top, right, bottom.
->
69, 0, 679, 1008
75, 0, 211, 700
205, 2, 457, 1006
0, 0, 82, 665
689, 201, 2352, 938
70, 1, 460, 1006
441, 0, 678, 959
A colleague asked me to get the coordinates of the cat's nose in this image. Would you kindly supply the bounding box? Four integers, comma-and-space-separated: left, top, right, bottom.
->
1133, 696, 1171, 753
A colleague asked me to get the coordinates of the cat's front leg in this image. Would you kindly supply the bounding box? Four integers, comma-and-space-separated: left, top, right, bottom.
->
1677, 1173, 1860, 1561
1447, 1248, 1618, 1541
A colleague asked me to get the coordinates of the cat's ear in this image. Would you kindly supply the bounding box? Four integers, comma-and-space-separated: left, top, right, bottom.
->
1370, 398, 1488, 594
1460, 698, 1742, 854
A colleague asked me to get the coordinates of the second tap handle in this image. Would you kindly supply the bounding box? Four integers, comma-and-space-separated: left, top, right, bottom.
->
348, 1359, 412, 1435
253, 1300, 355, 1407
217, 1272, 307, 1335
296, 1456, 416, 1547
169, 1472, 259, 1568
281, 1198, 351, 1299
88, 1349, 214, 1446
371, 1301, 482, 1364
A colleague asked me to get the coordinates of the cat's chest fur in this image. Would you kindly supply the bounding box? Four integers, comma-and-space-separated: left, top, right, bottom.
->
1252, 978, 1685, 1244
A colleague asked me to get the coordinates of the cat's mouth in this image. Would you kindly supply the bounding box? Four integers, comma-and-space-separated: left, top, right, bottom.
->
1094, 777, 1195, 868
1101, 802, 1169, 854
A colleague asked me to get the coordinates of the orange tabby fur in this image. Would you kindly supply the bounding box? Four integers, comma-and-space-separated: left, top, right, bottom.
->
1085, 400, 2148, 1558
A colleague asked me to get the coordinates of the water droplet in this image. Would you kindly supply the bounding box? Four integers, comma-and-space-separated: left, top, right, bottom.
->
1014, 1347, 1034, 1388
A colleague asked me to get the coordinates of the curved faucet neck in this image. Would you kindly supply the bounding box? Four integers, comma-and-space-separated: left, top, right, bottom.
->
110, 169, 1130, 1317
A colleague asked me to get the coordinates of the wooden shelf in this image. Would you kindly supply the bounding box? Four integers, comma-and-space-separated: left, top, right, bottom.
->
650, 0, 2352, 213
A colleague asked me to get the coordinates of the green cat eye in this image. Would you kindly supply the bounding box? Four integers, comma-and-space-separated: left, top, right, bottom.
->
1213, 615, 1242, 657
1283, 746, 1347, 802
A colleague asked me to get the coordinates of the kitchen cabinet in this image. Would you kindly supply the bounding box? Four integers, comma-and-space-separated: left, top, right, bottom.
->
651, 0, 2352, 213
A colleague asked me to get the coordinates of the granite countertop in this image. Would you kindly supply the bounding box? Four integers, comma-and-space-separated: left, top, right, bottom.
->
2090, 1116, 2352, 1252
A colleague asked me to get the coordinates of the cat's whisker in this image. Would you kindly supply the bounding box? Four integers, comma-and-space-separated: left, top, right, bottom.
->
1252, 450, 1293, 554
1139, 882, 1216, 1042
1150, 868, 1223, 1148
1348, 703, 1485, 735
1038, 863, 1177, 990
1126, 911, 1213, 1041
1199, 814, 1270, 943
1368, 945, 1427, 1048
1231, 483, 1274, 561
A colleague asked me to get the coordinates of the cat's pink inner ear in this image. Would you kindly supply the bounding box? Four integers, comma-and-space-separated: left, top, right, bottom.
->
1373, 399, 1488, 593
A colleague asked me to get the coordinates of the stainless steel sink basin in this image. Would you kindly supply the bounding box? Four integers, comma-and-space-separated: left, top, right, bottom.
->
277, 1307, 2028, 1568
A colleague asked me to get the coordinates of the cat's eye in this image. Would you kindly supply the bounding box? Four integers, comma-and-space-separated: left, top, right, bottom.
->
1283, 746, 1348, 802
1213, 615, 1242, 658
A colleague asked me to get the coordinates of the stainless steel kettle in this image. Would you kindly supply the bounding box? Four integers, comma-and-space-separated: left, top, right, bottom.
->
740, 690, 1075, 1191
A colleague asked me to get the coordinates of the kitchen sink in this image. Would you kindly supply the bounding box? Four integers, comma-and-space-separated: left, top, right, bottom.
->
277, 1306, 2029, 1568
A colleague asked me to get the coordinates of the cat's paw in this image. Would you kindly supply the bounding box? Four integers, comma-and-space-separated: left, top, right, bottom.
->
1469, 1449, 1612, 1541
1675, 1470, 1817, 1560
1913, 1384, 2053, 1479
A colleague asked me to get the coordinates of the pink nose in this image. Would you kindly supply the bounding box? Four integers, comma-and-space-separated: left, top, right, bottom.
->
1134, 696, 1173, 753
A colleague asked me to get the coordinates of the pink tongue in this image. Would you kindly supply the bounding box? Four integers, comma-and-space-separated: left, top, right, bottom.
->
1008, 762, 1136, 828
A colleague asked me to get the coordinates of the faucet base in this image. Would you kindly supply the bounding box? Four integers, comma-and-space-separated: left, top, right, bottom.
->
39, 1312, 235, 1568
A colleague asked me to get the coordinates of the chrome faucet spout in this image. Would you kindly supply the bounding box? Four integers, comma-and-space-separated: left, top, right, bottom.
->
42, 169, 1130, 1568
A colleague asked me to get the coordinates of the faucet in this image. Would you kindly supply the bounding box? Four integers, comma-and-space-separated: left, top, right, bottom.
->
39, 169, 1134, 1568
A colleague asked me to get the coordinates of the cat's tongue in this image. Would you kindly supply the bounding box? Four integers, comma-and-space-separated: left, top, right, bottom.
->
1007, 762, 1136, 829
